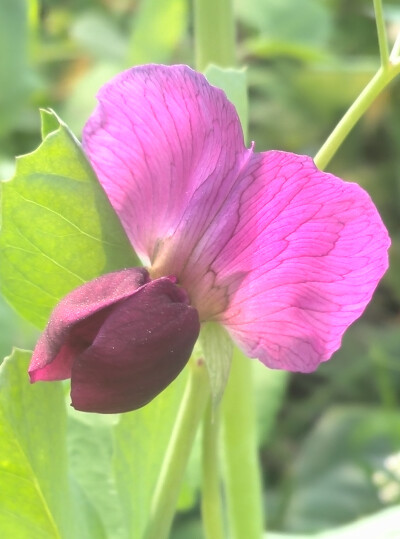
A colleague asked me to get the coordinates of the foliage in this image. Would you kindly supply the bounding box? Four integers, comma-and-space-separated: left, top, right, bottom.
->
0, 0, 400, 537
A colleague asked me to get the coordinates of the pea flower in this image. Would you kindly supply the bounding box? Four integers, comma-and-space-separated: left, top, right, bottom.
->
29, 64, 389, 413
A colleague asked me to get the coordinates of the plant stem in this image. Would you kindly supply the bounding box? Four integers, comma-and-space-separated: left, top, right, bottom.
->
314, 64, 400, 170
194, 0, 236, 70
315, 2, 400, 171
222, 349, 264, 539
373, 0, 390, 69
194, 0, 264, 536
201, 402, 225, 539
143, 358, 210, 539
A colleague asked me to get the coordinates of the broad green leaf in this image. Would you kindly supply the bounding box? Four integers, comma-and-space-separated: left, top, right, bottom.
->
69, 476, 107, 539
282, 406, 400, 533
200, 322, 233, 405
204, 65, 248, 142
126, 0, 187, 66
0, 110, 139, 329
113, 369, 187, 538
0, 349, 72, 538
67, 411, 127, 539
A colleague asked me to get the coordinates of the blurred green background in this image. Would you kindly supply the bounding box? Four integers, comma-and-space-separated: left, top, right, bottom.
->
1, 0, 400, 536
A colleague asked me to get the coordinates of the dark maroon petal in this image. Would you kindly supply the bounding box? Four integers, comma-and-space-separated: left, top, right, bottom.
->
70, 277, 200, 413
29, 268, 149, 381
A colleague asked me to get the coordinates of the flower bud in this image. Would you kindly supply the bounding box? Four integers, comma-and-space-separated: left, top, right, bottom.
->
29, 268, 200, 413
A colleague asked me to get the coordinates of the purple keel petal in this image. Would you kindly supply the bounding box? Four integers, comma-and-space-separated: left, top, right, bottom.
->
82, 64, 250, 267
29, 268, 149, 381
70, 277, 200, 413
212, 151, 390, 372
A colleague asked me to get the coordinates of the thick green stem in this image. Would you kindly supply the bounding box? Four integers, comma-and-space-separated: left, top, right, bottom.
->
201, 402, 225, 539
373, 0, 390, 69
143, 359, 210, 539
314, 65, 400, 170
222, 350, 264, 539
194, 0, 236, 70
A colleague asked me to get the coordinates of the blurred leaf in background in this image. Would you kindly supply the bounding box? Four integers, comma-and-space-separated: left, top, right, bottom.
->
0, 0, 34, 138
280, 406, 400, 533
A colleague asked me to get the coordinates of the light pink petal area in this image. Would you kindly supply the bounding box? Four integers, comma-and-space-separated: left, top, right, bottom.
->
82, 64, 249, 265
213, 151, 390, 372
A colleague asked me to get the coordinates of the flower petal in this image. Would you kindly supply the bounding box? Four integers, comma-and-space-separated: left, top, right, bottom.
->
212, 151, 390, 372
82, 65, 389, 373
29, 268, 149, 381
70, 277, 200, 413
82, 64, 250, 266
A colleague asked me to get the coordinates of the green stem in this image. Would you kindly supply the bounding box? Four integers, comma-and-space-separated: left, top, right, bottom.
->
194, 0, 236, 70
373, 0, 390, 69
315, 2, 400, 171
314, 64, 400, 170
222, 350, 264, 539
194, 0, 264, 536
201, 402, 225, 539
143, 359, 210, 539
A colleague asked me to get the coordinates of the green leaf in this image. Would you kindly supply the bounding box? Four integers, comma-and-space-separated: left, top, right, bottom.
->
126, 0, 188, 66
0, 349, 72, 538
199, 322, 233, 405
113, 369, 187, 538
282, 406, 400, 533
40, 108, 60, 139
69, 476, 107, 539
0, 110, 140, 328
67, 410, 127, 539
204, 65, 248, 142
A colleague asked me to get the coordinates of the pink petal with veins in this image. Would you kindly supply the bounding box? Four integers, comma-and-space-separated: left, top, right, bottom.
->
83, 64, 249, 267
214, 151, 390, 371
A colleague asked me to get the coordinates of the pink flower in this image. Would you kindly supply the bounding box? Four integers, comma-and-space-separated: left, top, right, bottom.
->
29, 64, 389, 412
